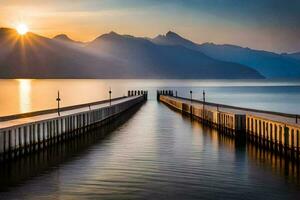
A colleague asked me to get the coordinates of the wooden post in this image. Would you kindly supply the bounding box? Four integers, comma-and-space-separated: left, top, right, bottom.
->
203, 90, 205, 120
109, 87, 112, 106
284, 126, 289, 153
56, 91, 61, 116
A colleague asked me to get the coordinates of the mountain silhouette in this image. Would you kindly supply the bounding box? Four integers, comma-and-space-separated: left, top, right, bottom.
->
53, 34, 85, 46
153, 31, 197, 48
0, 28, 121, 78
153, 31, 300, 78
0, 28, 263, 79
284, 52, 300, 61
86, 31, 263, 78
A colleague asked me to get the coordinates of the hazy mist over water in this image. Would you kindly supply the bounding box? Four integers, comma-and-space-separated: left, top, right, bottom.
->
0, 79, 300, 116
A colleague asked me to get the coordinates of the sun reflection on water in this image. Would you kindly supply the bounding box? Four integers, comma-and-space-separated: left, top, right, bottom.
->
17, 79, 32, 113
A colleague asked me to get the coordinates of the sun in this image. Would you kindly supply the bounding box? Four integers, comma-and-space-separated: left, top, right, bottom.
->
16, 23, 29, 35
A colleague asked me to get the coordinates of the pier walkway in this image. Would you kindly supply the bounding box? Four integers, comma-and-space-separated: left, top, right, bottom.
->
0, 91, 148, 160
172, 96, 300, 127
0, 96, 140, 129
158, 91, 300, 158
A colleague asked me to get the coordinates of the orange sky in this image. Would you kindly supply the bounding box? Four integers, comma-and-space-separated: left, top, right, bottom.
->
1, 0, 299, 53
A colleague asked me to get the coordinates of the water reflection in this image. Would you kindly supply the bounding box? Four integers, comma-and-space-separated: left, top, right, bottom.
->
247, 144, 300, 185
17, 79, 32, 113
0, 101, 300, 199
160, 105, 300, 186
0, 79, 300, 116
0, 102, 142, 192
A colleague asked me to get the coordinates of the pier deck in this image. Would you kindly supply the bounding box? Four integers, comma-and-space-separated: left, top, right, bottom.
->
0, 91, 148, 160
171, 96, 300, 127
0, 96, 139, 129
158, 92, 300, 157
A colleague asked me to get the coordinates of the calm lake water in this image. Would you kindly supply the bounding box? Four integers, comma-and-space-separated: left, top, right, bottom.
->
0, 100, 300, 200
0, 79, 300, 116
0, 79, 300, 199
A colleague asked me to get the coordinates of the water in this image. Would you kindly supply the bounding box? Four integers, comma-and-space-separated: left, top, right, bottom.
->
1, 79, 300, 199
0, 101, 300, 200
0, 79, 300, 116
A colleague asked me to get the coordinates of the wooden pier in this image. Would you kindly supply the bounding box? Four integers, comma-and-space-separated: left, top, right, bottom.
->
0, 90, 148, 161
157, 90, 300, 159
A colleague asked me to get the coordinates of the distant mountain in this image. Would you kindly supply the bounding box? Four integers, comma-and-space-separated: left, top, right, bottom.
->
0, 28, 263, 79
86, 31, 263, 79
283, 52, 300, 61
0, 28, 121, 78
153, 31, 300, 78
153, 31, 198, 48
53, 34, 85, 46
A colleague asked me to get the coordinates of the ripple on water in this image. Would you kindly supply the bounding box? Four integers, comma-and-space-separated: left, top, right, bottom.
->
0, 101, 300, 200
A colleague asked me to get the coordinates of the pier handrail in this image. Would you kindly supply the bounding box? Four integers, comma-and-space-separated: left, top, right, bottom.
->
0, 96, 127, 122
173, 95, 299, 119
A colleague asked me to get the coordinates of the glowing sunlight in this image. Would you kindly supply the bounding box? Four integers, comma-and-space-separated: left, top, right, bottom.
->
16, 23, 29, 35
17, 79, 32, 113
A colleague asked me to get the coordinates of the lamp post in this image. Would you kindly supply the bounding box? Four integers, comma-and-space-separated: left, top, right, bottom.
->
190, 90, 193, 103
56, 91, 61, 116
202, 90, 205, 119
109, 87, 112, 106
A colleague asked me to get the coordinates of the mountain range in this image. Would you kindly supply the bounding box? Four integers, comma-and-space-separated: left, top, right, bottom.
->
283, 52, 300, 61
153, 31, 300, 78
0, 27, 299, 79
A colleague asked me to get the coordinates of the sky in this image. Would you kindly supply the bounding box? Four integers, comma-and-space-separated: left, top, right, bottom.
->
0, 0, 299, 53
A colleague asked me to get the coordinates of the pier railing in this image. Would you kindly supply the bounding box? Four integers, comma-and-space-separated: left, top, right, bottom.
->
0, 97, 125, 122
157, 90, 299, 120
0, 90, 148, 122
157, 90, 300, 159
0, 90, 148, 161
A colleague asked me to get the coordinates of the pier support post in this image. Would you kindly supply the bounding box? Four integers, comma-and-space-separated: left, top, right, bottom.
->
9, 129, 16, 153
15, 128, 19, 152
0, 131, 4, 156
157, 90, 161, 101
284, 126, 289, 154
